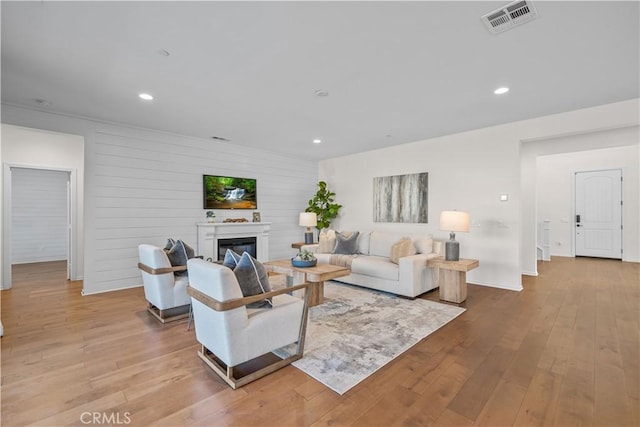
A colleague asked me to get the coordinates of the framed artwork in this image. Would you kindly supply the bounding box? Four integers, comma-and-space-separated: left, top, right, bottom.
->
252, 211, 261, 223
373, 172, 428, 223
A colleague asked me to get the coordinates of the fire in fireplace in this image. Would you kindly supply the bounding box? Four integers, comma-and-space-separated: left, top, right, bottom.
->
217, 237, 257, 261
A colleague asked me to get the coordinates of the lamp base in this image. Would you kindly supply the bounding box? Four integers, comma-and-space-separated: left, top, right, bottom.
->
445, 240, 460, 261
304, 231, 314, 244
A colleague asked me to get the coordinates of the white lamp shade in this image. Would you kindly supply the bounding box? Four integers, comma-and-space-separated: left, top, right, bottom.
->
299, 212, 317, 227
439, 211, 470, 233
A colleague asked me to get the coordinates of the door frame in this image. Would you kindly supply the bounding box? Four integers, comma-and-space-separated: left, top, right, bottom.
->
2, 163, 78, 289
571, 168, 623, 258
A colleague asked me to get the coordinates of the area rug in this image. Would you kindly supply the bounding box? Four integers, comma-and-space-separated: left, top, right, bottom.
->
276, 282, 465, 395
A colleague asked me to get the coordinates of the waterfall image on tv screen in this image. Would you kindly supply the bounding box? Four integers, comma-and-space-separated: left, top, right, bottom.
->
203, 175, 257, 209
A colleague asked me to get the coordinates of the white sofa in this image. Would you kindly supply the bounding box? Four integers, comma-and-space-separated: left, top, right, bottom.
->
302, 230, 444, 298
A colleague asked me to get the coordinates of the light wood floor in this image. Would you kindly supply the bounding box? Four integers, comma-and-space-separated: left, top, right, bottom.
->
1, 257, 638, 426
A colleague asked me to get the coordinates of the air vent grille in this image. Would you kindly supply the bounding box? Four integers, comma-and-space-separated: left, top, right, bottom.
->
482, 0, 538, 34
211, 136, 231, 142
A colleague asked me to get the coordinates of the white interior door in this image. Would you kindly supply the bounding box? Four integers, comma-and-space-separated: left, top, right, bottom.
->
575, 169, 622, 259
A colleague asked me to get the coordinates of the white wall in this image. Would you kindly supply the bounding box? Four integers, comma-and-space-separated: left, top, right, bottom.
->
320, 99, 640, 291
12, 168, 69, 263
1, 124, 85, 288
537, 142, 639, 260
1, 105, 318, 294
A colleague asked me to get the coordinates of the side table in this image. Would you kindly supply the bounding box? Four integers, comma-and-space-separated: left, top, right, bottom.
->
291, 242, 315, 249
427, 257, 479, 303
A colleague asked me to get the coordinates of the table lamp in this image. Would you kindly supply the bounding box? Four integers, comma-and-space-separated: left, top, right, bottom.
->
299, 212, 317, 244
439, 210, 470, 261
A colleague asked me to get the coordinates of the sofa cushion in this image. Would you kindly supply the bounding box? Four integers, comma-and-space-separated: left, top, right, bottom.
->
369, 231, 400, 258
413, 235, 434, 254
233, 252, 272, 309
351, 256, 399, 281
317, 229, 336, 253
357, 231, 371, 255
390, 237, 417, 264
333, 231, 360, 254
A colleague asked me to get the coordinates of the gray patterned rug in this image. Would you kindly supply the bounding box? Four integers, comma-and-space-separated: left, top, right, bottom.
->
276, 282, 465, 395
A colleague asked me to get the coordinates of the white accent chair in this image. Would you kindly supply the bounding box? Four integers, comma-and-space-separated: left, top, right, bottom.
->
186, 258, 311, 389
138, 244, 191, 323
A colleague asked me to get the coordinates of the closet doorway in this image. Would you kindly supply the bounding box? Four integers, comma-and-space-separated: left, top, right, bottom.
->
3, 165, 77, 288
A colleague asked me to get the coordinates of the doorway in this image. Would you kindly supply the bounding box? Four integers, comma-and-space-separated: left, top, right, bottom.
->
575, 169, 623, 259
2, 165, 77, 288
11, 168, 71, 273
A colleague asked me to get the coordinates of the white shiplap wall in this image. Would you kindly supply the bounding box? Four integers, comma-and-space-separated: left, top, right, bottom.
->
11, 168, 69, 263
86, 129, 318, 294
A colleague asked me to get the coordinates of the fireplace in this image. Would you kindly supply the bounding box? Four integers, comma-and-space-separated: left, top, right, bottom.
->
217, 237, 257, 261
196, 222, 271, 263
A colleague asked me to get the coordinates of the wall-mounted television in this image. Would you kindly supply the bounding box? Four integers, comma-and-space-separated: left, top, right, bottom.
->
203, 175, 257, 209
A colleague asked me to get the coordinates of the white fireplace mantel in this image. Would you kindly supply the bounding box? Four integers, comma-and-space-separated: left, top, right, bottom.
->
196, 222, 271, 262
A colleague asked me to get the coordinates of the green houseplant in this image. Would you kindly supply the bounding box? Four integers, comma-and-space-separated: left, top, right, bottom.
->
305, 181, 342, 236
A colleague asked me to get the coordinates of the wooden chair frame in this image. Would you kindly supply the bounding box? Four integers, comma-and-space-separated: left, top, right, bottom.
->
186, 282, 312, 389
138, 262, 191, 323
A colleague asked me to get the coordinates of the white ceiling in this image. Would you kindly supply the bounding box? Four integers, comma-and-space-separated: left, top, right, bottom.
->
2, 1, 638, 161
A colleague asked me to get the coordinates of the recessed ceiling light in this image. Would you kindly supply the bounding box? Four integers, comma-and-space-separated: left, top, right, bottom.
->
494, 87, 510, 95
139, 93, 154, 101
313, 139, 322, 144
314, 89, 329, 97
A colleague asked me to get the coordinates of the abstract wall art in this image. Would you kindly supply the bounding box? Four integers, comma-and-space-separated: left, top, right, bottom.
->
373, 172, 428, 223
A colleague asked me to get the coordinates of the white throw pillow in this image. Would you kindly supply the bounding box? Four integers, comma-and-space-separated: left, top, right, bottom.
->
413, 236, 434, 254
317, 229, 337, 253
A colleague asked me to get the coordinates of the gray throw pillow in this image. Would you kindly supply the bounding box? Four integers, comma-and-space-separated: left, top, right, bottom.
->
233, 252, 272, 309
333, 231, 360, 255
222, 249, 241, 269
163, 238, 176, 251
167, 240, 196, 276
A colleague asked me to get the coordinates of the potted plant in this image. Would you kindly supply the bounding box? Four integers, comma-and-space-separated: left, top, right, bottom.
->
292, 249, 317, 267
305, 181, 342, 238
206, 211, 216, 223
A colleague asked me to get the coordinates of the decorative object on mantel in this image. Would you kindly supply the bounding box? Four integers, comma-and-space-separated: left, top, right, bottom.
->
373, 172, 428, 223
223, 218, 249, 223
299, 212, 317, 244
306, 181, 342, 239
205, 211, 216, 223
439, 210, 470, 261
252, 211, 261, 222
291, 249, 317, 267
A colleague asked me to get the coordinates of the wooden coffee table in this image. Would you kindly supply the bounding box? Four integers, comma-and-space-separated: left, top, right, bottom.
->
263, 259, 350, 307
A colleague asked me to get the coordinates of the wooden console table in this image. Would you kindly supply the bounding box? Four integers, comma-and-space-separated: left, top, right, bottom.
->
427, 257, 479, 303
263, 259, 349, 307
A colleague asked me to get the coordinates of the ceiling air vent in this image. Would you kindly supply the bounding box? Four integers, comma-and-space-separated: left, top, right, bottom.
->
482, 0, 538, 34
211, 135, 231, 142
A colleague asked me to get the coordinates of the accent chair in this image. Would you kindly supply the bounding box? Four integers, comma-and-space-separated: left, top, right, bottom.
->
186, 258, 311, 389
138, 244, 191, 323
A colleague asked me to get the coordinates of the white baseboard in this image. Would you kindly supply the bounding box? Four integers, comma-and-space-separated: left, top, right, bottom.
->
81, 283, 142, 296
467, 280, 523, 292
